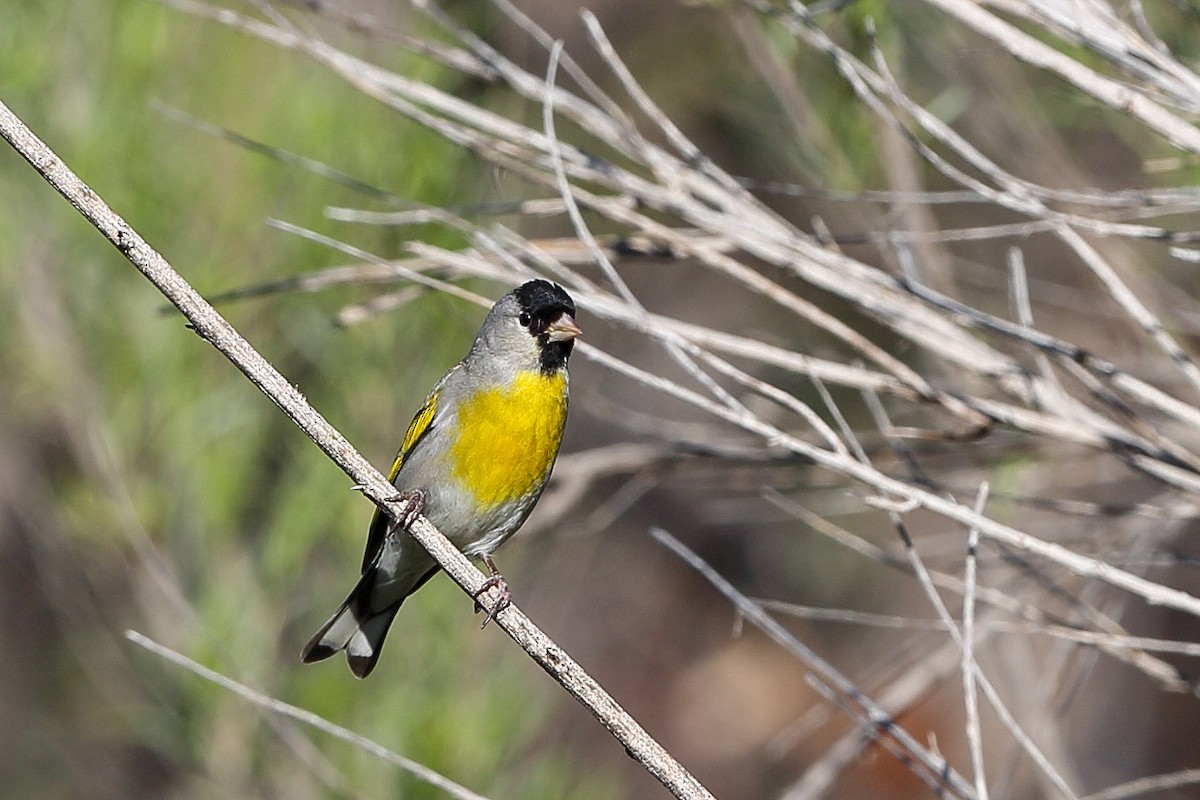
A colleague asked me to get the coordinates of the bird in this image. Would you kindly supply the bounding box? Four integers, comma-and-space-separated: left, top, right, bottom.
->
301, 279, 581, 678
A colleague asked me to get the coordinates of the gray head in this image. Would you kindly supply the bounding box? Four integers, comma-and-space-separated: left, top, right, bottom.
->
469, 280, 581, 376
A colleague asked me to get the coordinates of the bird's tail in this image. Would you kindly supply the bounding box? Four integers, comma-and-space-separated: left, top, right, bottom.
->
300, 573, 400, 679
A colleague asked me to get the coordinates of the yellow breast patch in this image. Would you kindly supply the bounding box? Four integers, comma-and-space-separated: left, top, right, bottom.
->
449, 370, 567, 507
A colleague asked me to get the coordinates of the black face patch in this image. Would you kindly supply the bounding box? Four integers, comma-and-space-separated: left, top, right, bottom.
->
514, 280, 575, 323
512, 280, 577, 373
537, 324, 575, 373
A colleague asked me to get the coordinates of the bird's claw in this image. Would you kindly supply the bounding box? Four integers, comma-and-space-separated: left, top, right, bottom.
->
472, 556, 511, 628
386, 488, 426, 531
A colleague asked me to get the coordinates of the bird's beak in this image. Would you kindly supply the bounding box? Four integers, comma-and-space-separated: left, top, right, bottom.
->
545, 312, 582, 342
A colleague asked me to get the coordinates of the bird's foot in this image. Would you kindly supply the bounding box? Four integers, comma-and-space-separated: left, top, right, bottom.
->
472, 555, 511, 628
386, 488, 426, 533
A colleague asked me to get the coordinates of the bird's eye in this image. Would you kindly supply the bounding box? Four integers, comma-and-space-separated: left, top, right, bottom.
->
518, 312, 532, 328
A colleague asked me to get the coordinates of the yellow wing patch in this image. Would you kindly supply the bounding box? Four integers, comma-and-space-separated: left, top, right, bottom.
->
389, 391, 438, 481
449, 371, 567, 507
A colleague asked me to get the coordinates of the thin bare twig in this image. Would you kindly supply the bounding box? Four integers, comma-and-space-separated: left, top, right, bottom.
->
651, 527, 976, 800
963, 484, 991, 800
125, 631, 493, 800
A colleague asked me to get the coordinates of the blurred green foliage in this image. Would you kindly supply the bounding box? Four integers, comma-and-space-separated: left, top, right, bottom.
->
0, 2, 617, 798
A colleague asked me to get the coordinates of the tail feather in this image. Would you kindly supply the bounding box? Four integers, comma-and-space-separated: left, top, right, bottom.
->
345, 607, 401, 678
302, 562, 440, 678
300, 600, 401, 678
300, 566, 402, 679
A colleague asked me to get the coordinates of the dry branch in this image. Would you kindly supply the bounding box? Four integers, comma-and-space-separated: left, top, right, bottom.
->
0, 98, 715, 800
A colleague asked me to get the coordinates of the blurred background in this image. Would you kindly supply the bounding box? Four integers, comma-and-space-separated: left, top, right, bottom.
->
5, 1, 1200, 799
